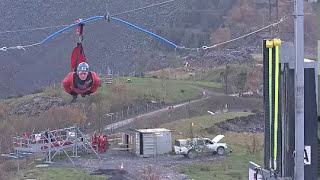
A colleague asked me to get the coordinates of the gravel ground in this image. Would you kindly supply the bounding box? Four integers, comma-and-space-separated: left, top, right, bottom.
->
52, 150, 225, 180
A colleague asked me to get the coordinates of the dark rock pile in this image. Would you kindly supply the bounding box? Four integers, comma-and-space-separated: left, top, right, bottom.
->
8, 96, 65, 116
215, 113, 264, 133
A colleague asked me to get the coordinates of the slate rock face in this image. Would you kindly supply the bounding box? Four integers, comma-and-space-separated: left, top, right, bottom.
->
0, 0, 233, 98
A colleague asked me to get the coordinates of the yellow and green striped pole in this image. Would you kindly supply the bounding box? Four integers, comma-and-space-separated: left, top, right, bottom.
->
266, 40, 274, 169
273, 38, 281, 170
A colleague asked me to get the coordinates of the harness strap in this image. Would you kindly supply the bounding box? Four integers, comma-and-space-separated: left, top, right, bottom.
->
73, 20, 85, 72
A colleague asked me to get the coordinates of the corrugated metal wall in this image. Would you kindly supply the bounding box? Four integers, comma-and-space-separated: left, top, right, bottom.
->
135, 132, 140, 156
143, 133, 155, 156
156, 131, 172, 154
134, 130, 172, 156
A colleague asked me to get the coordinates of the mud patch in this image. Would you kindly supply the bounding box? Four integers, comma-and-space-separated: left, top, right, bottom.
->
214, 113, 264, 133
91, 169, 128, 180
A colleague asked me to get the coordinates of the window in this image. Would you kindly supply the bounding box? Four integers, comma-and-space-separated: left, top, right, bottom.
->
174, 140, 180, 146
204, 139, 213, 144
197, 139, 204, 145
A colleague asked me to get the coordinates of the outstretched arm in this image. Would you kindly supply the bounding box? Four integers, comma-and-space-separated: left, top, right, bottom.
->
89, 72, 100, 93
62, 72, 74, 94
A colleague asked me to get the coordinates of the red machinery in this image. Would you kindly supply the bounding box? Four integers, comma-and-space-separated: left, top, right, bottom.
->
91, 133, 107, 153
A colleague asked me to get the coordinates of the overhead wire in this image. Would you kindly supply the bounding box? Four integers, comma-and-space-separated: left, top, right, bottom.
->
179, 15, 290, 51
0, 24, 70, 34
111, 0, 176, 16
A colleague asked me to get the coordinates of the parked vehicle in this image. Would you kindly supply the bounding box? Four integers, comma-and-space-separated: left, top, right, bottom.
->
174, 135, 227, 158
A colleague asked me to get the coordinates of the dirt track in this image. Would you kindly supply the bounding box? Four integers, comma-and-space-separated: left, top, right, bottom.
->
103, 85, 262, 133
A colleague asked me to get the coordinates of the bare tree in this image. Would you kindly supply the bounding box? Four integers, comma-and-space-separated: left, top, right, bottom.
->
235, 70, 247, 96
245, 134, 263, 154
159, 70, 167, 102
90, 102, 110, 132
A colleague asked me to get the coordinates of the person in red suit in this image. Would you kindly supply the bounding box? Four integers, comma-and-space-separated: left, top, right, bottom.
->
62, 62, 100, 101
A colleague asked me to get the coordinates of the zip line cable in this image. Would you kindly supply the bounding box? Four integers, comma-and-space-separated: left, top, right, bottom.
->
0, 16, 105, 51
179, 15, 290, 51
110, 17, 178, 48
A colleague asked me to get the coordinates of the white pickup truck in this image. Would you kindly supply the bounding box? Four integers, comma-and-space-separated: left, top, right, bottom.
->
173, 135, 227, 158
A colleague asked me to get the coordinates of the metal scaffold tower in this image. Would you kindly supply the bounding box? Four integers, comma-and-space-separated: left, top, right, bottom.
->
8, 125, 101, 165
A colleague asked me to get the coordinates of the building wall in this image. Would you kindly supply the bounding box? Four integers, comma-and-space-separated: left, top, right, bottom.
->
135, 132, 140, 156
156, 131, 172, 154
143, 133, 156, 157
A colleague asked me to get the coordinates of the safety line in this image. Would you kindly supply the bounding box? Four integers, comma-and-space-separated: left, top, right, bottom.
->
110, 17, 178, 48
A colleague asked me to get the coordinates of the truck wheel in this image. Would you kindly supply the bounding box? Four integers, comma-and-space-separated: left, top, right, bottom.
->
187, 150, 197, 159
217, 147, 225, 155
183, 154, 187, 158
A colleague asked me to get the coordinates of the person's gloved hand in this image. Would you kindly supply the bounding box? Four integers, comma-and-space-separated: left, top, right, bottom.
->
72, 95, 78, 100
81, 91, 92, 98
69, 91, 78, 100
70, 91, 77, 96
84, 91, 92, 95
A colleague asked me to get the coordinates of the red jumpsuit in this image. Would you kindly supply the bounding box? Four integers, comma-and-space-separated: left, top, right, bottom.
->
62, 71, 100, 95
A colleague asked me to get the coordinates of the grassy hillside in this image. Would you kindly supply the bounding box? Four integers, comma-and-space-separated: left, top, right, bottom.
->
112, 76, 221, 104
3, 76, 221, 109
146, 65, 249, 83
146, 63, 261, 95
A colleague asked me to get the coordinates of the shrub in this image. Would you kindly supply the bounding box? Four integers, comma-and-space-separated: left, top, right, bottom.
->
141, 166, 161, 180
245, 134, 262, 154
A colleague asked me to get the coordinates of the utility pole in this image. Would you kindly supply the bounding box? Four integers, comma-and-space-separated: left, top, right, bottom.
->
294, 0, 304, 179
225, 63, 228, 95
